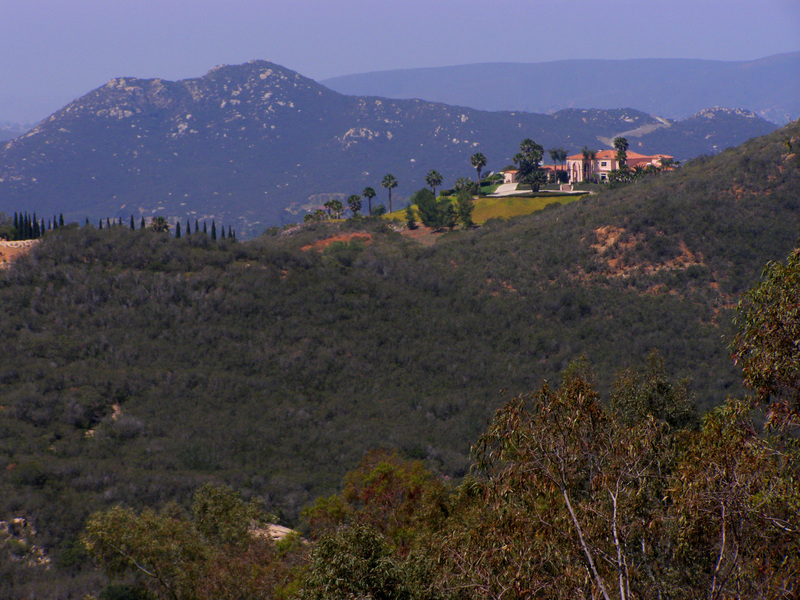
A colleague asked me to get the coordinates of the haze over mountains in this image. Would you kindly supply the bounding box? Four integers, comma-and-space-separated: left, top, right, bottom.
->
324, 53, 800, 125
0, 60, 781, 235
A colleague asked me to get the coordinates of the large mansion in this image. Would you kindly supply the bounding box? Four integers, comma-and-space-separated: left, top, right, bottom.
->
566, 150, 673, 183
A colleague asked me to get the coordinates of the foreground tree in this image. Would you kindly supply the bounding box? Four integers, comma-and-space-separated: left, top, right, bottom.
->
381, 174, 398, 213
83, 484, 303, 600
733, 247, 800, 429
671, 399, 800, 598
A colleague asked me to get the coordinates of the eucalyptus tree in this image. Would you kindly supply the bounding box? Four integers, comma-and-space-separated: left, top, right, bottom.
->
470, 152, 487, 193
362, 187, 377, 215
381, 174, 398, 213
424, 169, 443, 196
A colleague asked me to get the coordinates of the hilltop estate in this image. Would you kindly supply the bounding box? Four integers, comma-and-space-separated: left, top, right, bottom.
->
566, 150, 673, 182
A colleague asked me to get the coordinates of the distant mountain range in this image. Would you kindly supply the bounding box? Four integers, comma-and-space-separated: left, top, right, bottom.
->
324, 53, 800, 125
0, 122, 29, 142
0, 61, 780, 235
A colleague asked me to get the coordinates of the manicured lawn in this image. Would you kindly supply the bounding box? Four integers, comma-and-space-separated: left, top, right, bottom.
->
384, 193, 585, 225
471, 193, 584, 223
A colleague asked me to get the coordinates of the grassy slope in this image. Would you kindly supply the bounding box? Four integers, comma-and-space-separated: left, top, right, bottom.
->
386, 192, 584, 224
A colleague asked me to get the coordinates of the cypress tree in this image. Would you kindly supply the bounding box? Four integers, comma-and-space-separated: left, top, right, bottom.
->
85, 217, 90, 226
53, 215, 58, 230
194, 219, 199, 234
220, 225, 226, 239
107, 218, 111, 228
211, 221, 217, 240
228, 226, 233, 239
98, 220, 103, 230
186, 218, 191, 235
32, 213, 38, 238
59, 214, 65, 227
130, 215, 135, 230
175, 221, 181, 239
12, 213, 18, 239
141, 217, 146, 230
203, 222, 207, 234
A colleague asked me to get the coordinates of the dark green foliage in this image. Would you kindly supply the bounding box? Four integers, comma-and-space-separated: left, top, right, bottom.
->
300, 524, 411, 600
454, 188, 474, 228
513, 138, 547, 192
0, 122, 799, 598
733, 247, 800, 429
404, 203, 417, 230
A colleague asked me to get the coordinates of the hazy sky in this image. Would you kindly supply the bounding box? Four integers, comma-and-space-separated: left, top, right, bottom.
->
3, 0, 799, 123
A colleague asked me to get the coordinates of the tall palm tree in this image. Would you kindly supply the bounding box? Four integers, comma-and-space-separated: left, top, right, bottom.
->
549, 147, 567, 184
381, 174, 398, 213
470, 153, 487, 194
347, 194, 362, 217
613, 137, 629, 168
425, 170, 443, 196
362, 187, 376, 215
582, 146, 597, 182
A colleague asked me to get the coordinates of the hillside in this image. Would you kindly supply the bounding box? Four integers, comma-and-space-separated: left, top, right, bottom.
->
323, 53, 800, 125
1, 120, 798, 596
0, 61, 776, 235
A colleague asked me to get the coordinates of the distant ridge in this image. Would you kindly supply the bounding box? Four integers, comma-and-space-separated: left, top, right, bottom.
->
0, 61, 779, 234
323, 53, 800, 125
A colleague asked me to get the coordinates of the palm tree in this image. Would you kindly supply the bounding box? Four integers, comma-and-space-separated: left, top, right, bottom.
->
425, 170, 443, 196
613, 137, 629, 169
362, 187, 377, 215
151, 216, 170, 233
582, 146, 597, 182
381, 174, 398, 213
549, 147, 567, 184
347, 194, 362, 217
470, 153, 487, 194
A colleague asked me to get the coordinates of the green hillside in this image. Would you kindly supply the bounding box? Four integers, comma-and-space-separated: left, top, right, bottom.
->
1, 120, 799, 597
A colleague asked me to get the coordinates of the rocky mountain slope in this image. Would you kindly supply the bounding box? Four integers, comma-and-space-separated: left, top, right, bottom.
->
324, 53, 800, 125
0, 61, 778, 235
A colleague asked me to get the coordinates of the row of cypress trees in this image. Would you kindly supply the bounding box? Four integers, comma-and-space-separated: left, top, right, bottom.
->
90, 215, 236, 240
5, 211, 236, 241
6, 212, 66, 241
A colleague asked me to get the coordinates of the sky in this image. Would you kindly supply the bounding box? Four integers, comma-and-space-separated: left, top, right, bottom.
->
2, 0, 799, 124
